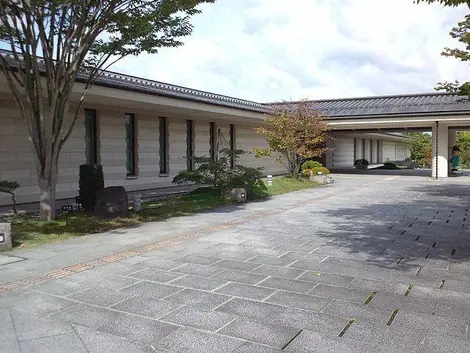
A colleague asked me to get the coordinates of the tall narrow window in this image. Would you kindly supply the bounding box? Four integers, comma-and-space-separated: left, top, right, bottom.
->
84, 109, 98, 165
370, 140, 373, 162
209, 122, 217, 161
229, 124, 236, 169
159, 117, 169, 174
125, 113, 136, 176
186, 119, 195, 171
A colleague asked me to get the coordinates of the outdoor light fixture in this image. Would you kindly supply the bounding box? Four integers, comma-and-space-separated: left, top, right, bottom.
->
62, 205, 74, 226
0, 233, 4, 243
267, 175, 273, 185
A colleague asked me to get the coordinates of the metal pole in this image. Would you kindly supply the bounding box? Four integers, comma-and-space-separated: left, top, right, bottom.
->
435, 121, 439, 180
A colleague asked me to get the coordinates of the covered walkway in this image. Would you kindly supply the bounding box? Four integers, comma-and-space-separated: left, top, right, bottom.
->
314, 92, 470, 179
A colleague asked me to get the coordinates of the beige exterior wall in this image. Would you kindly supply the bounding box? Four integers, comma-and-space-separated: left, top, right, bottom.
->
328, 133, 410, 167
382, 141, 410, 162
0, 101, 282, 206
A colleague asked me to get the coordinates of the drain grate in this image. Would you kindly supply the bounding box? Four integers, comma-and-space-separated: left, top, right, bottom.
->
432, 242, 437, 248
396, 257, 404, 264
415, 236, 421, 242
401, 231, 407, 235
451, 249, 456, 256
439, 279, 446, 289
416, 266, 422, 276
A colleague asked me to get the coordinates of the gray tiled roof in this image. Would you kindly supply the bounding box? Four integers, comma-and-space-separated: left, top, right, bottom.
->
2, 49, 470, 117
273, 93, 470, 118
77, 70, 269, 113
0, 49, 268, 113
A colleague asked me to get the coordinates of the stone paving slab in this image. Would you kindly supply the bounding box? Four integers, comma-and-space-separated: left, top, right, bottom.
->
2, 175, 470, 352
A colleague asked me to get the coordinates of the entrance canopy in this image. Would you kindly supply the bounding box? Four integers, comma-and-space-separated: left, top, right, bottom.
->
304, 93, 470, 179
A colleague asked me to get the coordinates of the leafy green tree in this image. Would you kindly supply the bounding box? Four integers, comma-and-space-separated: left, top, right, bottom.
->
404, 132, 432, 162
415, 0, 469, 5
253, 100, 329, 179
0, 0, 215, 220
456, 131, 470, 166
416, 1, 470, 96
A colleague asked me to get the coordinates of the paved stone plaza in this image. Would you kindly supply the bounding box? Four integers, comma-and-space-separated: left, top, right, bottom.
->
1, 174, 470, 353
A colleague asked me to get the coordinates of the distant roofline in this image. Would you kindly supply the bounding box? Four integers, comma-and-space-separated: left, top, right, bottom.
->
265, 91, 456, 105
1, 49, 469, 117
0, 49, 268, 113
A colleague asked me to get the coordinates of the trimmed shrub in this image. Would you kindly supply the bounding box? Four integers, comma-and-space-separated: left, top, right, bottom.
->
173, 149, 267, 200
354, 159, 369, 166
79, 164, 104, 211
303, 167, 330, 176
301, 160, 323, 170
383, 162, 399, 170
314, 167, 330, 175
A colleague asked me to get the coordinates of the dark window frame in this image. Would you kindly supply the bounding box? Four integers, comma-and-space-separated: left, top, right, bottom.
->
159, 117, 169, 175
125, 113, 137, 177
229, 124, 236, 169
209, 122, 217, 162
84, 109, 99, 165
186, 119, 195, 171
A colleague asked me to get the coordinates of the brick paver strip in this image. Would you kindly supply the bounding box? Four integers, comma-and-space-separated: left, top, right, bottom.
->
0, 177, 397, 294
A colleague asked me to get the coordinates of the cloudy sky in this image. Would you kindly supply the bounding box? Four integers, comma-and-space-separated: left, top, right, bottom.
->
113, 0, 470, 102
0, 0, 464, 103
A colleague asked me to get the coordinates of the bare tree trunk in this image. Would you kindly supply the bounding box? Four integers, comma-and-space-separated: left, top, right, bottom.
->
37, 165, 58, 221
9, 192, 17, 215
25, 99, 66, 221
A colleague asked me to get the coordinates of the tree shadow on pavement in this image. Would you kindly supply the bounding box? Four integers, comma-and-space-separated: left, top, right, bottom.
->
309, 181, 470, 276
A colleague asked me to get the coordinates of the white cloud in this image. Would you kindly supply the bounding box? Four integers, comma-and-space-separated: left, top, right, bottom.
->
113, 0, 470, 102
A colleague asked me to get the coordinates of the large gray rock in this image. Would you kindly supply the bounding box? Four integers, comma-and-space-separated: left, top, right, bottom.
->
0, 223, 12, 251
94, 186, 129, 219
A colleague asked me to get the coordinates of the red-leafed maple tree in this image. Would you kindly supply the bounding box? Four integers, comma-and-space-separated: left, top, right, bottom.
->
253, 100, 329, 179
